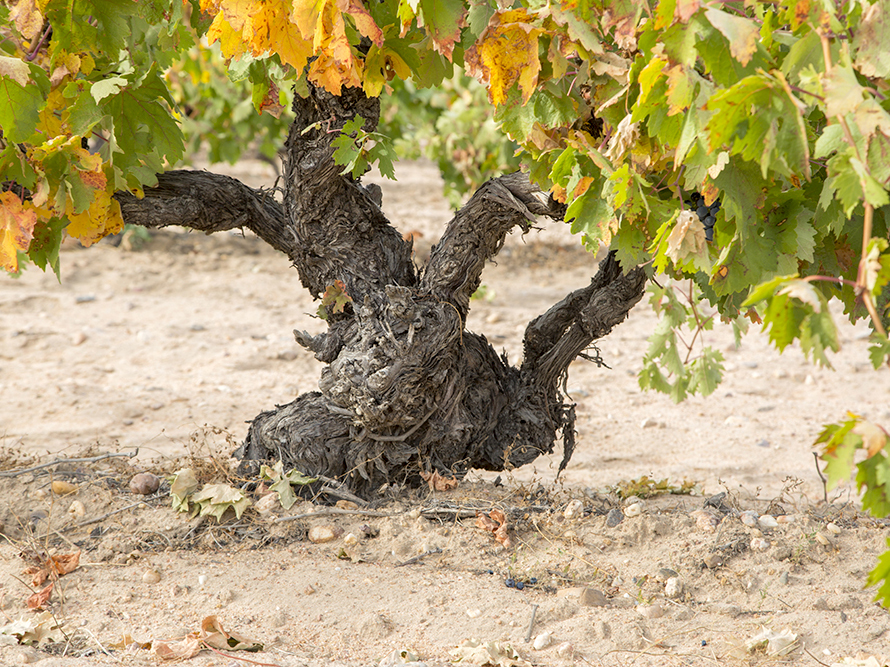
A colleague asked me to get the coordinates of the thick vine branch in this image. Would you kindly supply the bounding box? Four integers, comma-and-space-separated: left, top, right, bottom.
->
420, 171, 564, 320
521, 251, 648, 388
114, 170, 295, 256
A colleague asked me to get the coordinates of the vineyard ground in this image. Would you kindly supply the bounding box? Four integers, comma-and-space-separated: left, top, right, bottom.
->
1, 160, 889, 666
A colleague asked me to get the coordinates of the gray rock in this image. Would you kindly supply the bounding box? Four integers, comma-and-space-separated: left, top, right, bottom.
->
656, 568, 679, 582
579, 587, 608, 607
606, 508, 624, 527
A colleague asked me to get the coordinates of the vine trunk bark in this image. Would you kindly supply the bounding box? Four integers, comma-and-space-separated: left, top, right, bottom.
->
116, 85, 648, 500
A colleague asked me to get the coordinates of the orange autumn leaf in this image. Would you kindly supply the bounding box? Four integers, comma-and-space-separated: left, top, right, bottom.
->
420, 470, 459, 492
475, 509, 512, 548
26, 582, 54, 610
0, 191, 38, 272
23, 551, 81, 587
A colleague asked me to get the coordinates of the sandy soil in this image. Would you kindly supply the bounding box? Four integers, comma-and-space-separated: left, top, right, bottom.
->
1, 160, 889, 666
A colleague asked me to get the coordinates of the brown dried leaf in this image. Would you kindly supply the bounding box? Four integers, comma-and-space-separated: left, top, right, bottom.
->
108, 634, 152, 651
26, 582, 53, 610
153, 634, 202, 660
475, 509, 513, 548
200, 615, 263, 652
420, 470, 459, 492
23, 551, 80, 587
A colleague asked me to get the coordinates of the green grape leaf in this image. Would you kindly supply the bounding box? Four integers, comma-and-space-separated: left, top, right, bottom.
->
0, 76, 44, 143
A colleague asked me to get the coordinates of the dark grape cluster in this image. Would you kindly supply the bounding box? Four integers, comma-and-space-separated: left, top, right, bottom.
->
686, 192, 721, 242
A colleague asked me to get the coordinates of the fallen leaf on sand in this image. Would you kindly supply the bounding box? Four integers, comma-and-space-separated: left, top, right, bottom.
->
22, 550, 80, 586
420, 470, 459, 491
26, 582, 53, 610
153, 634, 202, 660
475, 509, 512, 548
0, 611, 65, 645
200, 615, 263, 652
450, 638, 531, 666
108, 634, 152, 651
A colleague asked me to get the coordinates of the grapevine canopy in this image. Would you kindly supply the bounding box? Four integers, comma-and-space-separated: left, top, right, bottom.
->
1, 0, 890, 378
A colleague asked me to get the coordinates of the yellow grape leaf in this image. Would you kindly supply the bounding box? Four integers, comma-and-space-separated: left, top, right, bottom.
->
49, 52, 82, 88
38, 87, 67, 137
665, 64, 691, 115
465, 9, 542, 106
853, 420, 888, 458
65, 188, 124, 247
9, 0, 44, 41
665, 210, 706, 264
0, 191, 38, 272
363, 44, 411, 96
250, 0, 314, 71
0, 55, 31, 86
207, 12, 250, 62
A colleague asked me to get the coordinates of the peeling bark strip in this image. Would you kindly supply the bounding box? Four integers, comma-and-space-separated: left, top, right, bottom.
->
116, 85, 647, 499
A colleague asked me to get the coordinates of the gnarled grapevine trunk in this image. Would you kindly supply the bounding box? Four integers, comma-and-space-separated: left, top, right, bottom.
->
116, 85, 647, 499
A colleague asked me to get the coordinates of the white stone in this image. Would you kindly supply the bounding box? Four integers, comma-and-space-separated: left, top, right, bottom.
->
533, 631, 553, 650
750, 537, 769, 551
664, 577, 683, 599
563, 499, 583, 520
624, 502, 643, 518
758, 515, 779, 529
556, 642, 574, 658
740, 511, 758, 527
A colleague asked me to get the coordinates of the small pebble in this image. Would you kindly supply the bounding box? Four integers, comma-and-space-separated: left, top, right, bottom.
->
776, 514, 795, 524
563, 499, 583, 520
68, 500, 86, 520
755, 439, 770, 448
640, 417, 659, 428
826, 522, 841, 534
308, 525, 341, 543
51, 480, 77, 495
198, 574, 207, 587
740, 511, 758, 527
336, 500, 359, 510
750, 537, 769, 551
142, 569, 162, 584
703, 554, 722, 569
758, 515, 779, 529
691, 509, 721, 533
129, 473, 160, 495
778, 571, 789, 585
533, 631, 553, 650
75, 294, 96, 303
624, 502, 643, 518
465, 609, 481, 618
664, 577, 683, 598
344, 533, 359, 547
637, 603, 664, 619
606, 508, 624, 527
71, 332, 87, 345
556, 642, 574, 658
814, 532, 831, 546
